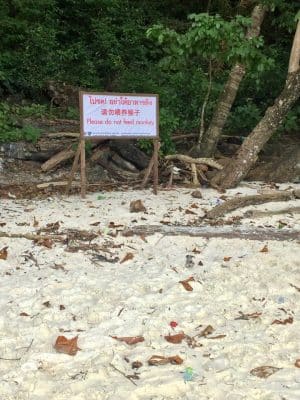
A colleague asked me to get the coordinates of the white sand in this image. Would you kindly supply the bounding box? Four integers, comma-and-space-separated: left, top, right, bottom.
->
0, 182, 299, 400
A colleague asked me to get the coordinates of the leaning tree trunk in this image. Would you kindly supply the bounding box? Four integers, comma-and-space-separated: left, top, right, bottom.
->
211, 72, 300, 189
211, 19, 300, 189
198, 4, 267, 157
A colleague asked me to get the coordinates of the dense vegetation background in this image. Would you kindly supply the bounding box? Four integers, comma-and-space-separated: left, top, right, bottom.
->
0, 0, 299, 152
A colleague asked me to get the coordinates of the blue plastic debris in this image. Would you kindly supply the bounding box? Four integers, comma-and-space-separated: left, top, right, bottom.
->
183, 367, 195, 382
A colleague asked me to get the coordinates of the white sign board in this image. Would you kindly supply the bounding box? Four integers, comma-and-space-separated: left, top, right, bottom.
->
80, 92, 158, 139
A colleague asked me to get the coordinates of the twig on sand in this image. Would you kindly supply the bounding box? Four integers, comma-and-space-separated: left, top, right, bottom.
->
0, 339, 34, 361
109, 363, 138, 386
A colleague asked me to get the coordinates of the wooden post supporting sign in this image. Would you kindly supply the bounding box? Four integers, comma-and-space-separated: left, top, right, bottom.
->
66, 91, 160, 198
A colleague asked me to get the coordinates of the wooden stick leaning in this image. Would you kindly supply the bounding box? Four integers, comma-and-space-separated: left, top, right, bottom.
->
65, 142, 82, 194
141, 157, 154, 188
141, 140, 160, 193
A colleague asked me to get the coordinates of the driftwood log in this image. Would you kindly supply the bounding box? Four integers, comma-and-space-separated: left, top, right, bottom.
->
41, 147, 76, 172
1, 225, 298, 243
109, 141, 150, 169
164, 154, 223, 186
165, 154, 223, 170
0, 231, 65, 242
205, 190, 300, 219
122, 225, 300, 241
243, 206, 300, 218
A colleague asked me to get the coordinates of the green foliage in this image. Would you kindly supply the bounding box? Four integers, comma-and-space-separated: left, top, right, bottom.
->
85, 140, 93, 156
262, 1, 299, 31
139, 107, 178, 155
147, 13, 272, 73
13, 103, 49, 118
0, 102, 42, 143
225, 103, 262, 135
0, 102, 15, 140
0, 0, 299, 152
65, 107, 79, 120
19, 125, 42, 142
275, 105, 300, 136
0, 0, 58, 94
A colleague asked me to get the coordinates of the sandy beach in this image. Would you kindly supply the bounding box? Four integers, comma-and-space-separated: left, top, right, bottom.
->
0, 182, 299, 400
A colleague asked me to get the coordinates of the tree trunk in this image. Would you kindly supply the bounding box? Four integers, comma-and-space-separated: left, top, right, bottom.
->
198, 4, 267, 157
288, 20, 300, 73
211, 71, 300, 188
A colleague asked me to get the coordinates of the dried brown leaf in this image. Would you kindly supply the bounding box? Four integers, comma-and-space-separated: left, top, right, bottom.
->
148, 355, 170, 366
197, 325, 214, 337
235, 311, 262, 320
108, 222, 124, 228
46, 221, 60, 231
184, 335, 203, 348
111, 336, 145, 345
271, 316, 293, 325
35, 238, 53, 249
179, 277, 195, 291
250, 366, 281, 378
185, 209, 197, 215
54, 335, 80, 356
148, 355, 183, 366
20, 312, 30, 317
33, 217, 39, 227
192, 247, 201, 254
132, 361, 143, 369
90, 221, 101, 226
191, 190, 202, 199
164, 332, 185, 344
0, 246, 8, 260
160, 220, 171, 225
130, 200, 146, 213
223, 256, 232, 262
260, 245, 268, 253
139, 234, 147, 242
168, 355, 184, 365
120, 252, 134, 263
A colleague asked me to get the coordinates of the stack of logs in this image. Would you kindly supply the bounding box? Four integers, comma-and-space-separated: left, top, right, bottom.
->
3, 118, 223, 187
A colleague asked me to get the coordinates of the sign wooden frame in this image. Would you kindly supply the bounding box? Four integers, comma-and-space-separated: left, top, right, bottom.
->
66, 91, 160, 198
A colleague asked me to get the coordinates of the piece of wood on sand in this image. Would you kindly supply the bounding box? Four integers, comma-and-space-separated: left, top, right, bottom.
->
122, 225, 300, 241
205, 190, 299, 219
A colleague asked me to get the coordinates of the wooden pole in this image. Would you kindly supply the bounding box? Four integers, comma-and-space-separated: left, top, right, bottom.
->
80, 138, 86, 198
153, 139, 160, 195
141, 155, 154, 188
65, 142, 81, 194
